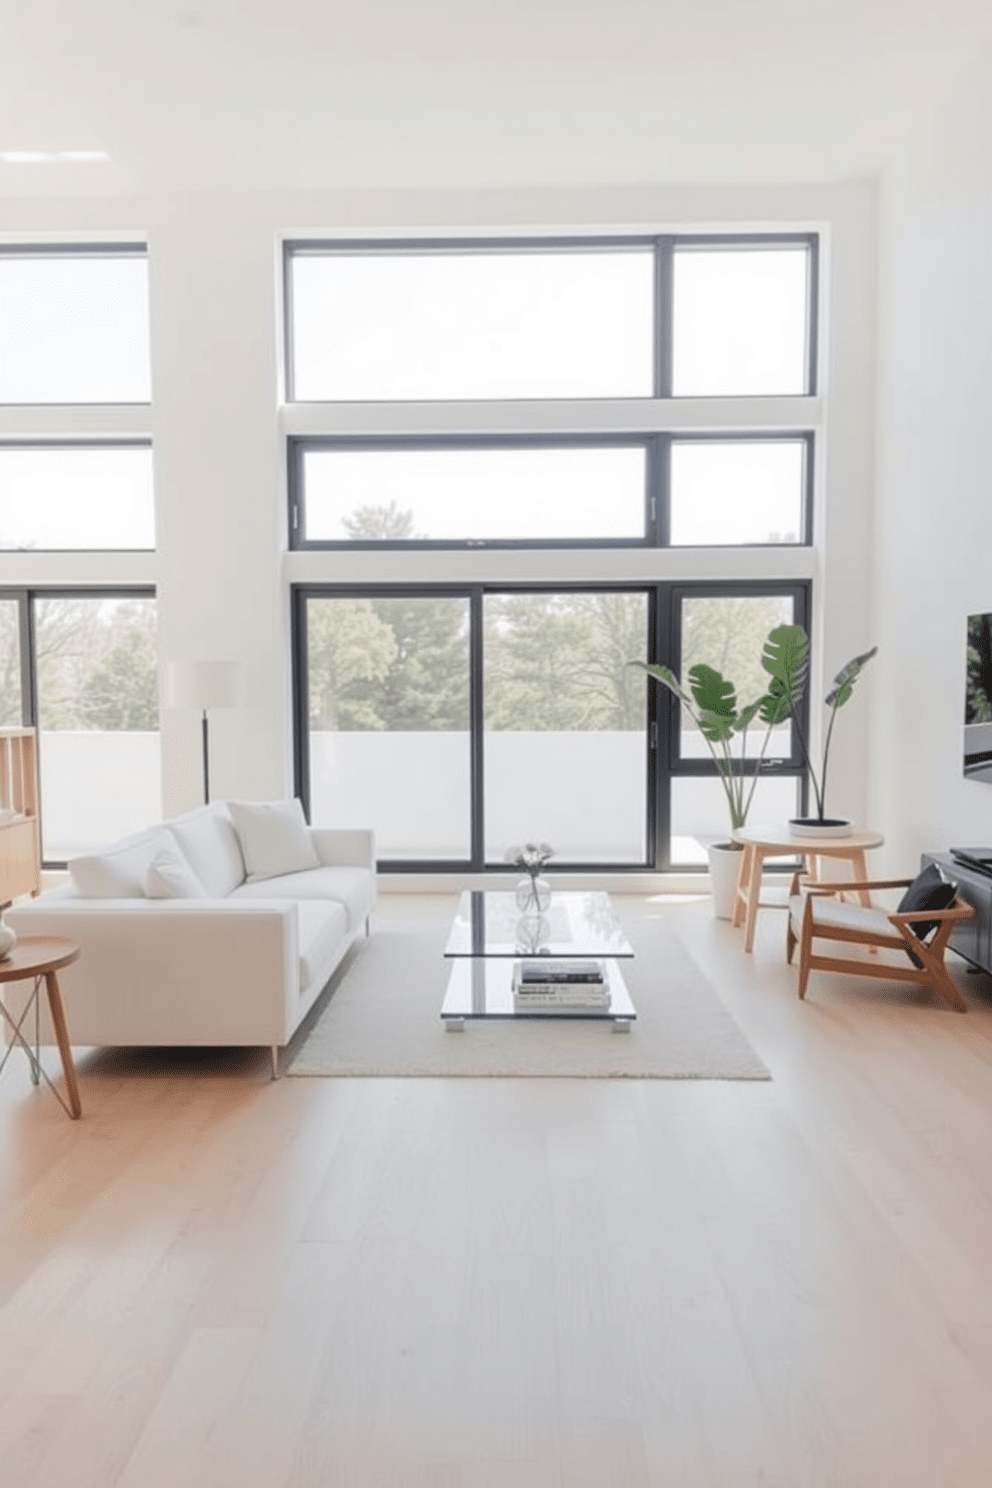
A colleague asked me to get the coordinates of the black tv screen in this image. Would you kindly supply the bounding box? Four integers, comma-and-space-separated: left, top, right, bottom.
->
965, 612, 992, 782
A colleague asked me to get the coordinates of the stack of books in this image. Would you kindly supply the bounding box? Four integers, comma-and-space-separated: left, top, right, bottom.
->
512, 958, 611, 1012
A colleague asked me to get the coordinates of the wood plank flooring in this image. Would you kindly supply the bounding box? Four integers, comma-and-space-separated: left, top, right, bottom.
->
2, 891, 992, 1486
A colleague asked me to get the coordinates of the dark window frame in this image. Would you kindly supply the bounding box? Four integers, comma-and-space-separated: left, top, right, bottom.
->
0, 243, 152, 410
293, 581, 659, 874
282, 231, 820, 406
289, 430, 814, 553
0, 584, 157, 868
662, 431, 814, 549
292, 579, 811, 875
289, 433, 662, 552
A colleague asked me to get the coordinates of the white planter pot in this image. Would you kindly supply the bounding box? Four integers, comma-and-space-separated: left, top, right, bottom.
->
788, 817, 853, 840
707, 842, 744, 920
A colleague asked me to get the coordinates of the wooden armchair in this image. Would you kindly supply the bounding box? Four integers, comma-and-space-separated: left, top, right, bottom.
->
785, 873, 975, 1012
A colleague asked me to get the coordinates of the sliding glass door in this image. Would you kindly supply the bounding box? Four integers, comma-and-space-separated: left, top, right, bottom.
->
303, 593, 471, 860
483, 591, 649, 864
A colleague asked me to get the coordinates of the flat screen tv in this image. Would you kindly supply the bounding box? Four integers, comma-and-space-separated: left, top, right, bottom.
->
965, 612, 992, 782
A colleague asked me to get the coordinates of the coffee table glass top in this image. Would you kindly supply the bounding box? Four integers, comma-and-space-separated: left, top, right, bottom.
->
444, 890, 634, 960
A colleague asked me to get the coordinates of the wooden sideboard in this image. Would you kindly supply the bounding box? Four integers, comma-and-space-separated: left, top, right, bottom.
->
0, 729, 42, 907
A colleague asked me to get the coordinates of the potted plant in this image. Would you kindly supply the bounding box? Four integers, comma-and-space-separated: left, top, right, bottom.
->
760, 624, 877, 837
634, 652, 792, 917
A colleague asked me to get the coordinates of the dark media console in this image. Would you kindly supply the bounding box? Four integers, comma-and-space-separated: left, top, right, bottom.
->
923, 853, 992, 976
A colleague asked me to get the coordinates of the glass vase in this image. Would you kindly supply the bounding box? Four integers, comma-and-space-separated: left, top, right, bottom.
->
515, 875, 551, 914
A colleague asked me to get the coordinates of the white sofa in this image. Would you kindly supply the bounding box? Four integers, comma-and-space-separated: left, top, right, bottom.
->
4, 800, 375, 1075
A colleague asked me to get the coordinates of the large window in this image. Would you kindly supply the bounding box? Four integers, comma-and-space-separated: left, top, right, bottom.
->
295, 582, 808, 871
0, 591, 161, 862
286, 232, 820, 872
0, 243, 157, 863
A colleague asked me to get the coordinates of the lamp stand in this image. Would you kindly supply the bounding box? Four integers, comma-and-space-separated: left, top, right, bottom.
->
201, 710, 211, 804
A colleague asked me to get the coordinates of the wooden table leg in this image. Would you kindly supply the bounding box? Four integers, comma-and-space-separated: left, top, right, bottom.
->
743, 848, 767, 952
850, 850, 872, 906
44, 970, 81, 1119
732, 845, 754, 929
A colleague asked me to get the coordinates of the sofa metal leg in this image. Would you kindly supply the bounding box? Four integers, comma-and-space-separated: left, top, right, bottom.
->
270, 1045, 280, 1080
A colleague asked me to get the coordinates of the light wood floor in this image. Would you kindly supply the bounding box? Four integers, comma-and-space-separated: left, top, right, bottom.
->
3, 891, 992, 1487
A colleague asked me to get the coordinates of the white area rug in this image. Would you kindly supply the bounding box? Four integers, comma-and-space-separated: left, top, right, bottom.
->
288, 900, 769, 1080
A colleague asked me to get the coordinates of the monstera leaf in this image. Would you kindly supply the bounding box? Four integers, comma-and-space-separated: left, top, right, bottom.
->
758, 677, 793, 727
687, 664, 737, 741
825, 646, 878, 709
761, 624, 810, 705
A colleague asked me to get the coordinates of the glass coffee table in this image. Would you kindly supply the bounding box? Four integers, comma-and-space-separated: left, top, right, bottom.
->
441, 890, 636, 1032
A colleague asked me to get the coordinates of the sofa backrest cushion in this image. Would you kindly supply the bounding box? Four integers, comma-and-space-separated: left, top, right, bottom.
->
144, 844, 210, 899
69, 826, 181, 898
228, 798, 320, 882
168, 803, 246, 898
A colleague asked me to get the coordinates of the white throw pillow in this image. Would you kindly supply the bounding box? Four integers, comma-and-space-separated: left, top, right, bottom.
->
169, 804, 246, 897
69, 827, 178, 898
228, 799, 320, 882
144, 845, 209, 899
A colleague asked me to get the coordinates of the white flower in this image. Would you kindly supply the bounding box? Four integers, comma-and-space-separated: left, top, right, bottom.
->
505, 840, 554, 874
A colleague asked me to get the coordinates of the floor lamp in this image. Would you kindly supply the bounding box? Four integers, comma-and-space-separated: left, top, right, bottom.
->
165, 660, 241, 804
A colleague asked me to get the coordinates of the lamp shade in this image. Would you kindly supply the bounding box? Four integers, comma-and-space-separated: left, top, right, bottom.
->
165, 660, 241, 711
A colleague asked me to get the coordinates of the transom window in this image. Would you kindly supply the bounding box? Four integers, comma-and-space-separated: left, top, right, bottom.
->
290, 433, 812, 550
0, 443, 155, 551
0, 245, 151, 405
285, 234, 817, 404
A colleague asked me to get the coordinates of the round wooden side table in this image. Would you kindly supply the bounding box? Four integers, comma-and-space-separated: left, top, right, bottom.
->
0, 936, 82, 1119
730, 826, 885, 953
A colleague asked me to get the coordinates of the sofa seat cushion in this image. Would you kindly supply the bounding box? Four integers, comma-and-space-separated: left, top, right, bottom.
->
229, 865, 373, 933
70, 826, 184, 898
168, 804, 246, 898
296, 900, 348, 992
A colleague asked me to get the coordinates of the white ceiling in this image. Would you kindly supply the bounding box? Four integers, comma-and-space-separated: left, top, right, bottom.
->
2, 0, 991, 198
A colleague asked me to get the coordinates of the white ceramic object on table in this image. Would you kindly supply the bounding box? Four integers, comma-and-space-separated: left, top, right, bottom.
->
788, 818, 853, 839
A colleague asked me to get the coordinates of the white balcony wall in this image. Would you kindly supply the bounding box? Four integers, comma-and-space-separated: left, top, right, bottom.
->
39, 733, 162, 860
310, 731, 646, 861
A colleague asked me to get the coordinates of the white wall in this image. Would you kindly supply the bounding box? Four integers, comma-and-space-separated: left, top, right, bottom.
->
0, 181, 878, 861
873, 42, 992, 870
